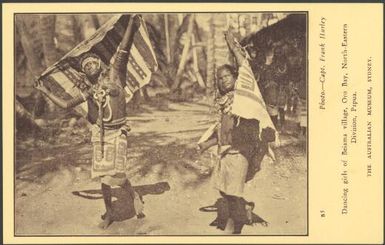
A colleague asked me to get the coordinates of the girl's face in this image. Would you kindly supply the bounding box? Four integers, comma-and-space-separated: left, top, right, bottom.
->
83, 60, 101, 79
217, 68, 236, 94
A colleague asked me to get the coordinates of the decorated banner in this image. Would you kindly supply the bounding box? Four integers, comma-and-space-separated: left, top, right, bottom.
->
38, 14, 158, 118
232, 59, 276, 131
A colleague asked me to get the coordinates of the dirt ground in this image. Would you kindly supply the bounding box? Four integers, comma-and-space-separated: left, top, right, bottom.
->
15, 98, 307, 235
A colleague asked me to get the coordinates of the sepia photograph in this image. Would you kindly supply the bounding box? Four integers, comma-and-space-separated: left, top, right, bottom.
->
14, 12, 307, 236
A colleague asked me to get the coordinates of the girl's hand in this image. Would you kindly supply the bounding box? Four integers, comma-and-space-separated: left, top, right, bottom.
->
133, 14, 142, 27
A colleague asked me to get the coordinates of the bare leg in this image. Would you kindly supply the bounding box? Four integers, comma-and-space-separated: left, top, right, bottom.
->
120, 179, 145, 219
227, 195, 249, 234
99, 183, 114, 229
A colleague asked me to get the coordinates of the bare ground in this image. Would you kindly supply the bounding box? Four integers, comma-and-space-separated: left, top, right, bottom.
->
15, 99, 307, 235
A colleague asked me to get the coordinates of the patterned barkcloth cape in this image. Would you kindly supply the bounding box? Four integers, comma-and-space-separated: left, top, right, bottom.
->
231, 59, 276, 130
38, 14, 158, 119
198, 59, 277, 147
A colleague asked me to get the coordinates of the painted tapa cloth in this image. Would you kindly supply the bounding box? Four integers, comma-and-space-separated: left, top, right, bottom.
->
38, 14, 158, 118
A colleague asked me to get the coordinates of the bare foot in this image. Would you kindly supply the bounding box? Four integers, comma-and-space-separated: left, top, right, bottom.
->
133, 192, 145, 218
245, 202, 255, 224
98, 213, 113, 229
101, 212, 107, 220
136, 212, 145, 219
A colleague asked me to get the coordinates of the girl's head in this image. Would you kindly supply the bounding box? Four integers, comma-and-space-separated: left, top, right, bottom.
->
80, 53, 102, 82
217, 64, 237, 95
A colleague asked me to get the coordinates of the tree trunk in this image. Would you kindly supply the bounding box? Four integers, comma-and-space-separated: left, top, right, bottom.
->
168, 14, 179, 65
16, 15, 45, 77
205, 15, 216, 96
39, 14, 59, 66
191, 35, 205, 88
164, 14, 171, 64
16, 15, 50, 117
75, 15, 98, 40
91, 14, 100, 29
171, 14, 195, 90
55, 14, 81, 54
15, 99, 42, 133
213, 14, 230, 67
38, 14, 60, 113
